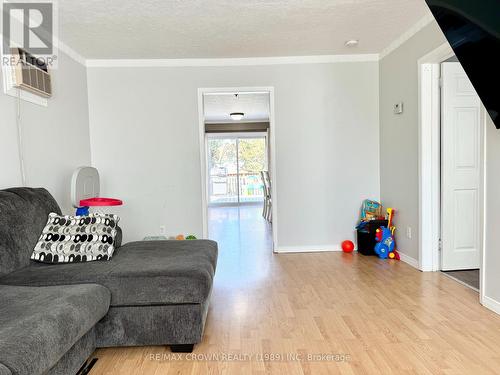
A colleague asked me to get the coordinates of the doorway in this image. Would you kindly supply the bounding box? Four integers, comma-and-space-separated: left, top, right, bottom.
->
197, 87, 277, 253
419, 44, 486, 297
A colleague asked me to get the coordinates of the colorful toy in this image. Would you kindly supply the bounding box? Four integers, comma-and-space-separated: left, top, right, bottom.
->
374, 227, 394, 259
356, 199, 384, 231
388, 250, 400, 260
374, 208, 400, 260
386, 208, 400, 260
71, 167, 123, 216
360, 199, 383, 221
174, 234, 197, 240
341, 240, 355, 253
387, 207, 394, 228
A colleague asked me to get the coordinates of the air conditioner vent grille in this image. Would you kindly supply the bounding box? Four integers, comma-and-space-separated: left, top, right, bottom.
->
11, 48, 52, 98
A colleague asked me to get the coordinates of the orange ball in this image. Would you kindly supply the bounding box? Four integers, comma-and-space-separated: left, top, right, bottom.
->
341, 240, 355, 253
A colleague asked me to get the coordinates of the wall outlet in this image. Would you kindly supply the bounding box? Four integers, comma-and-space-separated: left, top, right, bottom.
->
159, 225, 166, 235
406, 226, 412, 239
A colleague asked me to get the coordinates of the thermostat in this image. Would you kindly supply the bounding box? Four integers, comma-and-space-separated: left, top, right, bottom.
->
394, 102, 404, 114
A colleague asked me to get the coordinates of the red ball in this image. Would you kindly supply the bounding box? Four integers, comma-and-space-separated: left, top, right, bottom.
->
341, 240, 355, 253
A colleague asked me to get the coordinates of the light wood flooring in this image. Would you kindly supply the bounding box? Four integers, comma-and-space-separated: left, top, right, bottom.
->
91, 205, 500, 374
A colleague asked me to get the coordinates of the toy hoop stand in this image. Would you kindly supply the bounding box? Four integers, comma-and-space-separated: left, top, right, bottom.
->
71, 167, 123, 215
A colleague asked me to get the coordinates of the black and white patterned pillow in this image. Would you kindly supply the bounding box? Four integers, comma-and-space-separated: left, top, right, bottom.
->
31, 212, 120, 263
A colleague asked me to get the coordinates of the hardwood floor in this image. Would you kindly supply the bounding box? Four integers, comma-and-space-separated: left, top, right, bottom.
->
91, 205, 500, 374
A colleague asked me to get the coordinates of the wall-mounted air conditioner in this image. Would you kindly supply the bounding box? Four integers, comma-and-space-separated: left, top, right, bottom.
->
9, 47, 52, 98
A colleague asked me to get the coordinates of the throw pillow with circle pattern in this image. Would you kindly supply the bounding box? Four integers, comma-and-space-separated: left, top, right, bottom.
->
31, 212, 120, 263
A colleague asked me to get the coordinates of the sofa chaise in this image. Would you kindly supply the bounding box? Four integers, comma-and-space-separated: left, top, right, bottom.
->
0, 187, 218, 375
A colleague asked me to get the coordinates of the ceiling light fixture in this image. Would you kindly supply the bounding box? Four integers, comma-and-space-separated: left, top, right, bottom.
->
230, 93, 244, 120
230, 112, 245, 121
344, 39, 359, 47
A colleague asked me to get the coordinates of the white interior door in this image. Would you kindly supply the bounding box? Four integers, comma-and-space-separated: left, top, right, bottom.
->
441, 62, 482, 271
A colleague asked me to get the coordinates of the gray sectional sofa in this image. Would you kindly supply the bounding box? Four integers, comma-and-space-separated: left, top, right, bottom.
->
0, 188, 218, 375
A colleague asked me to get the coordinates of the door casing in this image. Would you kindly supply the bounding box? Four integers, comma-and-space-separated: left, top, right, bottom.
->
197, 87, 278, 251
418, 43, 486, 303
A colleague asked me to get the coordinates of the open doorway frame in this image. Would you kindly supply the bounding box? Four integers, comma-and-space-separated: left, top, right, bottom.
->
197, 87, 278, 250
418, 42, 487, 303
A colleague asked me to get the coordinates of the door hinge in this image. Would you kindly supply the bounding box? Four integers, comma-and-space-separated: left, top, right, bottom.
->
438, 238, 442, 251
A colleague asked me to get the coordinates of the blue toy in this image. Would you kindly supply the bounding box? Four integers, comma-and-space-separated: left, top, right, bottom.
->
374, 226, 395, 259
75, 206, 90, 216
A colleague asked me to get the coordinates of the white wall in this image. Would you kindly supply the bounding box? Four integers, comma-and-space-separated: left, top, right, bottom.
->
87, 62, 380, 246
379, 21, 446, 261
379, 20, 500, 313
0, 52, 92, 213
0, 84, 22, 187
484, 115, 500, 309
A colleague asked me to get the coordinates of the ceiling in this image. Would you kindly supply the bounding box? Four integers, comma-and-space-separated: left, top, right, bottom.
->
59, 0, 431, 59
204, 93, 270, 123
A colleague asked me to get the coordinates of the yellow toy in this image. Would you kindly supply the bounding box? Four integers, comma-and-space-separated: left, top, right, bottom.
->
386, 208, 400, 260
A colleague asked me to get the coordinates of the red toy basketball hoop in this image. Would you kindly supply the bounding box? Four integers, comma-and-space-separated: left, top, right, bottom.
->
79, 197, 123, 207
72, 167, 123, 215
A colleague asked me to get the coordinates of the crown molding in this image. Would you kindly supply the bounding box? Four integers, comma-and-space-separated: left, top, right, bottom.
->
85, 54, 379, 68
379, 13, 435, 60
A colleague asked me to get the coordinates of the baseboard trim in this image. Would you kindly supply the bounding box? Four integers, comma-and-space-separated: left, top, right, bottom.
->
274, 245, 342, 253
482, 295, 500, 315
398, 252, 420, 270
419, 263, 436, 272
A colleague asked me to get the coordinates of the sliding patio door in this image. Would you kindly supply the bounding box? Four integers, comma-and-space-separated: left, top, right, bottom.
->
207, 134, 267, 205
